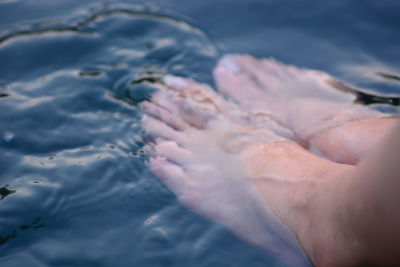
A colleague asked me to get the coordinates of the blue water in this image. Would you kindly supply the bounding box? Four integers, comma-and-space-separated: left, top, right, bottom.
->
0, 1, 399, 266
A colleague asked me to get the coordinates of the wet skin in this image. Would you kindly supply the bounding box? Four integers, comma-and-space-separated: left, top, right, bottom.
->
141, 55, 400, 267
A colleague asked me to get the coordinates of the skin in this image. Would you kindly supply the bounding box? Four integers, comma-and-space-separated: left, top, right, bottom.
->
141, 55, 400, 267
214, 54, 396, 163
244, 132, 400, 266
346, 122, 400, 266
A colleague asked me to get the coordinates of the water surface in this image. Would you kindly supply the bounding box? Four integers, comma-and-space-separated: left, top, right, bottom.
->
0, 1, 399, 266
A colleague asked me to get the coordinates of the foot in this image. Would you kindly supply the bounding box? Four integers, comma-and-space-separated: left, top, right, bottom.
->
140, 76, 312, 266
214, 54, 396, 164
140, 76, 360, 267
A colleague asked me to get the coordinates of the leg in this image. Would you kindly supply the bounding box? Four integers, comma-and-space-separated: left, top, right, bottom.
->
241, 122, 400, 266
245, 143, 361, 267
341, 121, 400, 266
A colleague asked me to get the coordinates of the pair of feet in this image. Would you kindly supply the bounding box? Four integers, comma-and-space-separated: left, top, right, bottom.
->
140, 54, 397, 266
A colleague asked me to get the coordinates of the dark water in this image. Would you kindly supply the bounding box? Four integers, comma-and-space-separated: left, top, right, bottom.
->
0, 1, 399, 266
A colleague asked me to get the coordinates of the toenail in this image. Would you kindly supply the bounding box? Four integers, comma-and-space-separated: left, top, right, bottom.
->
141, 114, 149, 121
164, 75, 187, 89
222, 55, 240, 72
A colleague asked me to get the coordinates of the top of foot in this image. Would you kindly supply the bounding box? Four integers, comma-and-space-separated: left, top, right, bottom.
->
141, 75, 313, 267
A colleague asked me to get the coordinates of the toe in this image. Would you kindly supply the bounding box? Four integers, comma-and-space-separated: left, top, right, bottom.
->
163, 75, 221, 107
140, 101, 188, 131
214, 55, 244, 97
163, 75, 224, 129
148, 76, 224, 129
163, 75, 190, 90
154, 140, 192, 165
214, 54, 276, 110
150, 88, 178, 108
218, 54, 242, 73
142, 117, 186, 145
175, 97, 216, 129
149, 156, 189, 196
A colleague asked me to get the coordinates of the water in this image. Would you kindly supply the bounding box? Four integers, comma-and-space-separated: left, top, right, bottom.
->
0, 1, 399, 266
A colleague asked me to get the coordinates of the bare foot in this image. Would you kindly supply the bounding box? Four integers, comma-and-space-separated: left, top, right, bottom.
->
140, 76, 364, 267
140, 76, 313, 266
214, 54, 398, 164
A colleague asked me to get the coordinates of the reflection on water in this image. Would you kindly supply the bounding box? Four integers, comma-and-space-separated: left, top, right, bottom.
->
0, 1, 399, 267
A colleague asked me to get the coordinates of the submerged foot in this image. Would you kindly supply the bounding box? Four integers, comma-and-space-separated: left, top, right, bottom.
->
140, 76, 360, 266
140, 76, 313, 266
214, 54, 396, 163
